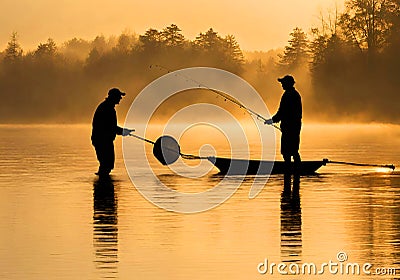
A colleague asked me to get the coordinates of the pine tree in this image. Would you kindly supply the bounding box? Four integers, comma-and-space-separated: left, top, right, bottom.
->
279, 27, 309, 69
161, 24, 185, 47
139, 28, 163, 50
4, 32, 23, 62
224, 35, 244, 64
194, 28, 223, 50
35, 38, 57, 57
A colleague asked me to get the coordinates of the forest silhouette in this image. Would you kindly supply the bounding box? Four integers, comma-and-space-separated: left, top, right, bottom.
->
0, 0, 399, 123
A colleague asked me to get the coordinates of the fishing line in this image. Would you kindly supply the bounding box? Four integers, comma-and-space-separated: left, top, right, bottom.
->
150, 64, 281, 131
134, 66, 396, 173
326, 159, 395, 170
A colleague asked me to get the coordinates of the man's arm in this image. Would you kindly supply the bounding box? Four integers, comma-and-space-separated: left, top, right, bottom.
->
118, 127, 135, 136
271, 111, 281, 123
272, 94, 287, 123
116, 126, 123, 135
265, 96, 284, 125
265, 111, 280, 125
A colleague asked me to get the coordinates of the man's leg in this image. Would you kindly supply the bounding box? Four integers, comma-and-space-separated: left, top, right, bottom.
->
293, 152, 301, 163
94, 142, 114, 176
101, 142, 115, 176
293, 152, 301, 176
283, 154, 292, 192
283, 154, 291, 174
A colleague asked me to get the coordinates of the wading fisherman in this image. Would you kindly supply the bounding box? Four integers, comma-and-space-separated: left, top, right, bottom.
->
91, 88, 134, 177
265, 75, 302, 174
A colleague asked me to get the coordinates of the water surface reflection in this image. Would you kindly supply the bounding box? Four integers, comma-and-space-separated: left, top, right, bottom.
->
0, 124, 399, 280
280, 175, 302, 263
93, 177, 119, 278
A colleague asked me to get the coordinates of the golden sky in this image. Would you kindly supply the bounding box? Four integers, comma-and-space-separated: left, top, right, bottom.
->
1, 0, 344, 51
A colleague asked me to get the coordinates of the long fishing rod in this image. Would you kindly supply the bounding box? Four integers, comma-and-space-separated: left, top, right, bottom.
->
139, 66, 395, 172
150, 64, 281, 131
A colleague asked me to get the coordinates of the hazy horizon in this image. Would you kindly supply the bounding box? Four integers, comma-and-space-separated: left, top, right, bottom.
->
1, 0, 344, 52
1, 0, 399, 124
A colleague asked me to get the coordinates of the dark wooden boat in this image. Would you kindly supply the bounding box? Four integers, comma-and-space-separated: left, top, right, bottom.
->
208, 156, 328, 175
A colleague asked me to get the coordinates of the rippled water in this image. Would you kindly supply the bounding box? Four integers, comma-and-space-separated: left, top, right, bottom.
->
0, 124, 399, 279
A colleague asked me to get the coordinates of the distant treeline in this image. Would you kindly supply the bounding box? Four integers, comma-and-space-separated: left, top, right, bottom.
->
0, 25, 249, 123
0, 0, 399, 123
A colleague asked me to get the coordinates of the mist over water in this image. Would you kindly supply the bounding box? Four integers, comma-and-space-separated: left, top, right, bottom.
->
1, 3, 400, 124
0, 124, 399, 279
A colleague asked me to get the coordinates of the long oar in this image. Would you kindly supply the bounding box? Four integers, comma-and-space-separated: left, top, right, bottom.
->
150, 65, 281, 131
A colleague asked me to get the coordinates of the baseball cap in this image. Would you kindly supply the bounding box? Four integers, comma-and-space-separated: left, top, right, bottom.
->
108, 88, 126, 97
277, 75, 295, 85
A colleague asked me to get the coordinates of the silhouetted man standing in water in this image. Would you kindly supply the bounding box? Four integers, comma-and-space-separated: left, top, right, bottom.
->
91, 88, 134, 177
265, 75, 302, 174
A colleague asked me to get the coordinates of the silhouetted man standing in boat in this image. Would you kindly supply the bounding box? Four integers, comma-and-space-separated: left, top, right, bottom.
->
265, 75, 302, 174
91, 88, 134, 177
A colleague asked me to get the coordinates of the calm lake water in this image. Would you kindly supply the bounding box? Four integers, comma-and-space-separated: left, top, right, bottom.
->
0, 123, 399, 279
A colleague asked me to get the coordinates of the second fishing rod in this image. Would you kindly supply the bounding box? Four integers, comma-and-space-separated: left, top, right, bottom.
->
149, 64, 281, 132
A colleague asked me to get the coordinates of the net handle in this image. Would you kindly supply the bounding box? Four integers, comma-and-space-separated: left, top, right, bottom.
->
129, 133, 155, 144
129, 134, 208, 161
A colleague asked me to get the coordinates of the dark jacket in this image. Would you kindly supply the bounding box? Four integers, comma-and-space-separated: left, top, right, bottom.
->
272, 87, 302, 132
91, 98, 123, 145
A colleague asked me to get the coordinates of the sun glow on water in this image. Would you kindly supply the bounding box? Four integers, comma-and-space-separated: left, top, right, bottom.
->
374, 167, 394, 173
